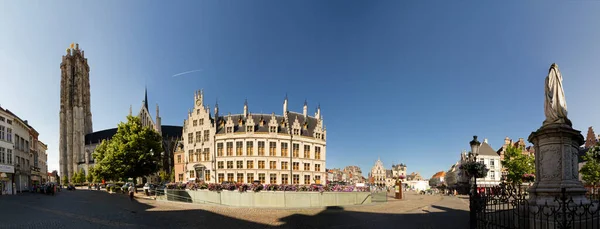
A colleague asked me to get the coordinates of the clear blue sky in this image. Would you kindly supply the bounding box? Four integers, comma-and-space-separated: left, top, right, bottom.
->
2, 1, 600, 179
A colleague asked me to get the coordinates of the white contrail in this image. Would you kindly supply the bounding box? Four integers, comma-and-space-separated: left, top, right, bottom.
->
172, 69, 203, 77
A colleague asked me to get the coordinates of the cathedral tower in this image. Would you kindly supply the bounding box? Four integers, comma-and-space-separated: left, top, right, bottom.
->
59, 43, 93, 182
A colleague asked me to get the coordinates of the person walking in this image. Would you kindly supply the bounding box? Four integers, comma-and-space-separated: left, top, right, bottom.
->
128, 185, 134, 201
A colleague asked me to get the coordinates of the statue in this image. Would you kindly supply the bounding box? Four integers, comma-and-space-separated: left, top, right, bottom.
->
543, 63, 572, 127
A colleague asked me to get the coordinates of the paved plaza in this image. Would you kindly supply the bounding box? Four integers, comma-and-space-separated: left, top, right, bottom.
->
0, 190, 468, 229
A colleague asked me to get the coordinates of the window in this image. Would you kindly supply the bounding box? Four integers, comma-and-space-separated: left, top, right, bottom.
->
7, 128, 11, 142
195, 131, 201, 143
304, 145, 310, 158
304, 175, 310, 185
269, 161, 276, 169
293, 174, 300, 185
7, 149, 12, 164
193, 120, 198, 126
258, 173, 266, 184
246, 126, 253, 132
6, 120, 11, 125
490, 159, 495, 169
218, 161, 224, 169
281, 174, 289, 184
258, 160, 265, 169
16, 156, 19, 165
247, 173, 254, 183
490, 170, 495, 179
236, 141, 243, 156
200, 118, 204, 126
237, 173, 244, 183
315, 164, 320, 172
203, 130, 209, 142
177, 155, 181, 163
246, 141, 253, 156
293, 128, 300, 135
0, 147, 5, 164
315, 175, 321, 184
203, 148, 210, 161
304, 163, 310, 171
227, 173, 234, 182
226, 142, 233, 156
205, 171, 211, 181
218, 174, 224, 183
196, 149, 201, 161
189, 170, 195, 178
258, 141, 265, 156
188, 150, 194, 162
226, 126, 233, 133
293, 162, 299, 171
217, 143, 224, 156
227, 161, 233, 169
0, 117, 3, 122
0, 126, 4, 140
247, 160, 254, 169
236, 161, 243, 169
281, 143, 288, 157
178, 174, 184, 182
315, 146, 321, 160
269, 126, 277, 133
270, 174, 277, 184
281, 162, 288, 170
316, 133, 321, 139
292, 144, 299, 158
188, 133, 193, 144
269, 142, 276, 156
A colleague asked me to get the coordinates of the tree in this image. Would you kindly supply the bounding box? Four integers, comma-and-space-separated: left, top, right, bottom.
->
86, 167, 95, 183
429, 178, 441, 188
445, 170, 457, 187
501, 145, 535, 185
71, 171, 79, 184
92, 115, 163, 183
158, 169, 169, 183
580, 149, 600, 186
61, 175, 68, 185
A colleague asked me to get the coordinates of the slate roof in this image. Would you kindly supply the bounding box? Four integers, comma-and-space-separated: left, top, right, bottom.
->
84, 125, 183, 145
215, 112, 321, 137
478, 142, 498, 156
385, 170, 393, 178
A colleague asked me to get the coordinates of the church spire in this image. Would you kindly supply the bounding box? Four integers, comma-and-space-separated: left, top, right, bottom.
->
144, 86, 149, 110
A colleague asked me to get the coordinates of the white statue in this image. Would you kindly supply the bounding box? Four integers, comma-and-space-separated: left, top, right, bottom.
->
543, 63, 572, 127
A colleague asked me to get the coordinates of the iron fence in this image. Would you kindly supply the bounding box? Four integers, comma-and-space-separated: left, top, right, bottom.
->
470, 183, 600, 229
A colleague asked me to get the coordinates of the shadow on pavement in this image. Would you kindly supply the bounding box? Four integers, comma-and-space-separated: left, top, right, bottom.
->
0, 190, 468, 229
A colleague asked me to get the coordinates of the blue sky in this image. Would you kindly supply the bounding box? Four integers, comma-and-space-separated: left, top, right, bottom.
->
2, 1, 600, 179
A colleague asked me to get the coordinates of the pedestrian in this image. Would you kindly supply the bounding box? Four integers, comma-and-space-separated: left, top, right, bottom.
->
128, 184, 134, 201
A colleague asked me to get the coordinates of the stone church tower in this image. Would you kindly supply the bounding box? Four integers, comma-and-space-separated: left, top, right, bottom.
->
59, 43, 93, 182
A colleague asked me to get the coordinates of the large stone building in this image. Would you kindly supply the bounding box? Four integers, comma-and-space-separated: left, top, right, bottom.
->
370, 158, 386, 187
178, 91, 327, 185
0, 106, 48, 194
58, 44, 182, 182
59, 43, 93, 182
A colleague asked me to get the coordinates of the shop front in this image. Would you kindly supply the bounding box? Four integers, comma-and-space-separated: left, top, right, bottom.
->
0, 164, 15, 195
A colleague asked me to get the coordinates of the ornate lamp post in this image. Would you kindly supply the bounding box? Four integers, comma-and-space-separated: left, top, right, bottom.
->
469, 135, 480, 229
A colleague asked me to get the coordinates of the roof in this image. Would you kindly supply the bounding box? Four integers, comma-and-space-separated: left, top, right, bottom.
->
215, 112, 322, 137
385, 170, 393, 178
432, 171, 446, 179
0, 106, 38, 133
85, 125, 183, 145
478, 142, 499, 156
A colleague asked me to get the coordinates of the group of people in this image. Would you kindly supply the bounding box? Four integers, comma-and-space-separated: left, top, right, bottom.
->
31, 183, 58, 195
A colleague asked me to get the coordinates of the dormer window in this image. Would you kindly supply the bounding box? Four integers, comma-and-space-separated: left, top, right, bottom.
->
246, 126, 254, 132
315, 133, 321, 139
270, 126, 277, 133
226, 127, 233, 133
293, 128, 300, 135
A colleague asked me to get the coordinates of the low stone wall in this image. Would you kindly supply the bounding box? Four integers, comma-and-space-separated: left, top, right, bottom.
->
162, 189, 372, 208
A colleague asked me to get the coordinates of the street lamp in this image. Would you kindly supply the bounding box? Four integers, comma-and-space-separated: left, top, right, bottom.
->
469, 136, 480, 162
469, 135, 481, 229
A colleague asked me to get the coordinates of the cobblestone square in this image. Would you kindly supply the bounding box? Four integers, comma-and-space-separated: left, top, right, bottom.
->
0, 190, 468, 229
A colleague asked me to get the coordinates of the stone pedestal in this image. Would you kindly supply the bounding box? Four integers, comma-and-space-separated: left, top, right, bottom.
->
527, 124, 588, 206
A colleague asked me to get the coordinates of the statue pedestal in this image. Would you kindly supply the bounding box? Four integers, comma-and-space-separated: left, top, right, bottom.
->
527, 124, 588, 206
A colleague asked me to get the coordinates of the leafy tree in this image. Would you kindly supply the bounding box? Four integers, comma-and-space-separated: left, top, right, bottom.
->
92, 115, 163, 183
501, 145, 535, 185
71, 171, 79, 184
580, 149, 600, 186
159, 169, 169, 183
86, 167, 95, 183
429, 178, 441, 188
61, 175, 68, 185
445, 170, 457, 187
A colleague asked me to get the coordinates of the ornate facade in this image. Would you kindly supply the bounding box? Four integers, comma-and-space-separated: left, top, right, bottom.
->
59, 43, 93, 182
180, 91, 327, 185
370, 158, 386, 187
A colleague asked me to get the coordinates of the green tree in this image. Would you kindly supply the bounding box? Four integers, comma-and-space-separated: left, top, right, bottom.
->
429, 178, 441, 188
71, 171, 78, 184
159, 169, 169, 183
61, 175, 68, 185
580, 149, 600, 186
445, 170, 457, 187
501, 145, 535, 185
86, 168, 95, 183
92, 115, 163, 183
